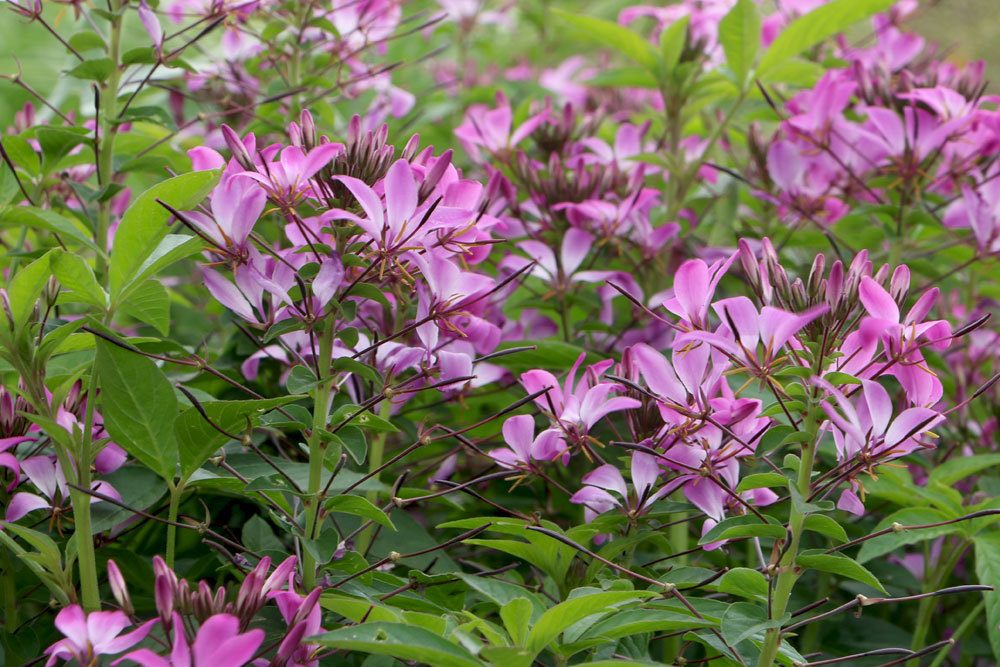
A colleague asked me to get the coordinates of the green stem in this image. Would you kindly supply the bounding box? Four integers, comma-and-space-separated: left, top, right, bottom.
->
757, 374, 822, 666
908, 541, 967, 666
165, 482, 183, 569
927, 600, 984, 667
355, 400, 393, 556
302, 322, 335, 590
95, 1, 124, 279
69, 366, 102, 612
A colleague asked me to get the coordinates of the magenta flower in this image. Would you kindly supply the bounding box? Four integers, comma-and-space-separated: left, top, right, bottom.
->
186, 175, 267, 265
683, 297, 828, 371
570, 452, 674, 522
45, 606, 155, 667
520, 354, 640, 453
663, 255, 736, 329
334, 159, 470, 253
241, 143, 341, 206
6, 456, 120, 522
114, 613, 263, 667
489, 415, 564, 469
816, 378, 943, 514
454, 92, 548, 161
857, 276, 952, 405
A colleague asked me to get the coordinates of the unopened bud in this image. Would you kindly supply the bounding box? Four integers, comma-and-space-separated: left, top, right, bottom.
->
221, 124, 254, 170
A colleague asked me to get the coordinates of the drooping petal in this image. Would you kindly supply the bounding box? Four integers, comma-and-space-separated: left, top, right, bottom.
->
630, 452, 660, 499
501, 415, 535, 463
884, 407, 942, 448
581, 464, 627, 498
383, 159, 417, 238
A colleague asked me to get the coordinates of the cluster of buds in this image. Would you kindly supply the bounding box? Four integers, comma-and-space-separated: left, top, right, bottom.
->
513, 151, 626, 210
150, 555, 297, 630
0, 385, 30, 439
739, 238, 884, 339
530, 102, 602, 155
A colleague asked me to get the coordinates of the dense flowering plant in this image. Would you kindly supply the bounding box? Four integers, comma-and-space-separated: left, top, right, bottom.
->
0, 0, 999, 665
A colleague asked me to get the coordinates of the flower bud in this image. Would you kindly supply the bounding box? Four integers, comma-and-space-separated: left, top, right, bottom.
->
890, 264, 910, 302
221, 124, 255, 170
106, 560, 133, 616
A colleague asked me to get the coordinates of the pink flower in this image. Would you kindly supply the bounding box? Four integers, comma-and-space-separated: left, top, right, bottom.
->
454, 92, 548, 161
6, 456, 120, 522
186, 175, 267, 264
816, 378, 943, 514
663, 255, 736, 329
138, 0, 164, 56
570, 452, 674, 522
114, 613, 263, 667
241, 143, 342, 206
45, 606, 155, 667
488, 415, 564, 469
520, 354, 640, 453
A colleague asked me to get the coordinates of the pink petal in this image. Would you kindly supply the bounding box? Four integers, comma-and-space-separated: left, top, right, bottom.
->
859, 276, 900, 323
581, 464, 627, 497
383, 159, 417, 237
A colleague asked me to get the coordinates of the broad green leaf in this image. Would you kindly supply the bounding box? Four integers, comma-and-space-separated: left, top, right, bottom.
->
576, 608, 714, 644
736, 473, 787, 493
110, 170, 219, 300
500, 597, 533, 646
453, 573, 547, 616
312, 622, 480, 667
554, 10, 659, 70
856, 508, 960, 564
699, 515, 786, 544
658, 16, 689, 74
36, 127, 89, 171
96, 338, 178, 481
796, 550, 886, 593
718, 0, 760, 85
0, 207, 98, 251
721, 602, 787, 647
67, 58, 114, 82
717, 567, 768, 601
802, 514, 848, 544
325, 494, 395, 530
6, 251, 56, 328
51, 252, 106, 309
973, 534, 1000, 662
287, 365, 318, 394
929, 454, 1000, 487
526, 591, 655, 654
174, 396, 304, 479
119, 279, 169, 335
758, 0, 895, 76
119, 235, 203, 304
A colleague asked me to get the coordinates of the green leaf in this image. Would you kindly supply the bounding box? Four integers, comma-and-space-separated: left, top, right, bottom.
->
36, 127, 89, 171
717, 567, 769, 601
110, 170, 219, 301
5, 251, 56, 328
929, 454, 1000, 487
577, 608, 714, 648
302, 527, 342, 566
973, 534, 1000, 662
96, 339, 178, 481
795, 550, 886, 593
802, 514, 848, 543
286, 365, 318, 394
699, 515, 786, 544
718, 0, 760, 85
174, 396, 304, 479
526, 591, 654, 654
856, 508, 960, 564
0, 207, 99, 252
312, 623, 480, 667
658, 16, 689, 74
735, 473, 787, 493
67, 58, 115, 82
553, 10, 659, 70
500, 597, 533, 646
325, 494, 395, 530
51, 251, 107, 309
119, 279, 169, 335
758, 0, 895, 76
120, 235, 203, 304
721, 602, 787, 646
